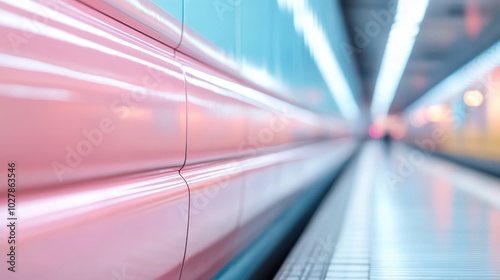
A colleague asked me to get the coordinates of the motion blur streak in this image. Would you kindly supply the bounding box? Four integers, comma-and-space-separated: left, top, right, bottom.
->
2, 0, 500, 279
277, 0, 360, 120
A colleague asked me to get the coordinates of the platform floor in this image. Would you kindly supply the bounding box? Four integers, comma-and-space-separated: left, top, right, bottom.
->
275, 141, 500, 279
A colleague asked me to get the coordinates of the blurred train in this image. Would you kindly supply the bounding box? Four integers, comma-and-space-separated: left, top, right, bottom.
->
0, 1, 359, 279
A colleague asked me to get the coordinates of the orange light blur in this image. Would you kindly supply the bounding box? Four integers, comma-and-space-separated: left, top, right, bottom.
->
427, 105, 445, 122
464, 90, 484, 107
389, 123, 407, 140
487, 68, 500, 135
383, 115, 407, 139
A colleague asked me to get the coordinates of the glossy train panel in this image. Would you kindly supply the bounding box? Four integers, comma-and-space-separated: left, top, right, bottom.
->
0, 0, 356, 279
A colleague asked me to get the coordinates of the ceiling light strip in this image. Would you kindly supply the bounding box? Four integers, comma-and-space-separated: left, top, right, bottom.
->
371, 0, 430, 118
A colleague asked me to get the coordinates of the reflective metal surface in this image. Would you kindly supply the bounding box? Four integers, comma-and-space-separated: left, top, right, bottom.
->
276, 141, 500, 279
0, 1, 357, 279
78, 0, 183, 48
0, 1, 190, 279
0, 0, 187, 187
175, 49, 356, 278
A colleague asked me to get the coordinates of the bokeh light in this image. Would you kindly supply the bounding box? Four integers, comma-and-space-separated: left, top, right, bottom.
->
410, 108, 428, 127
464, 90, 484, 107
369, 123, 384, 139
427, 105, 445, 122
